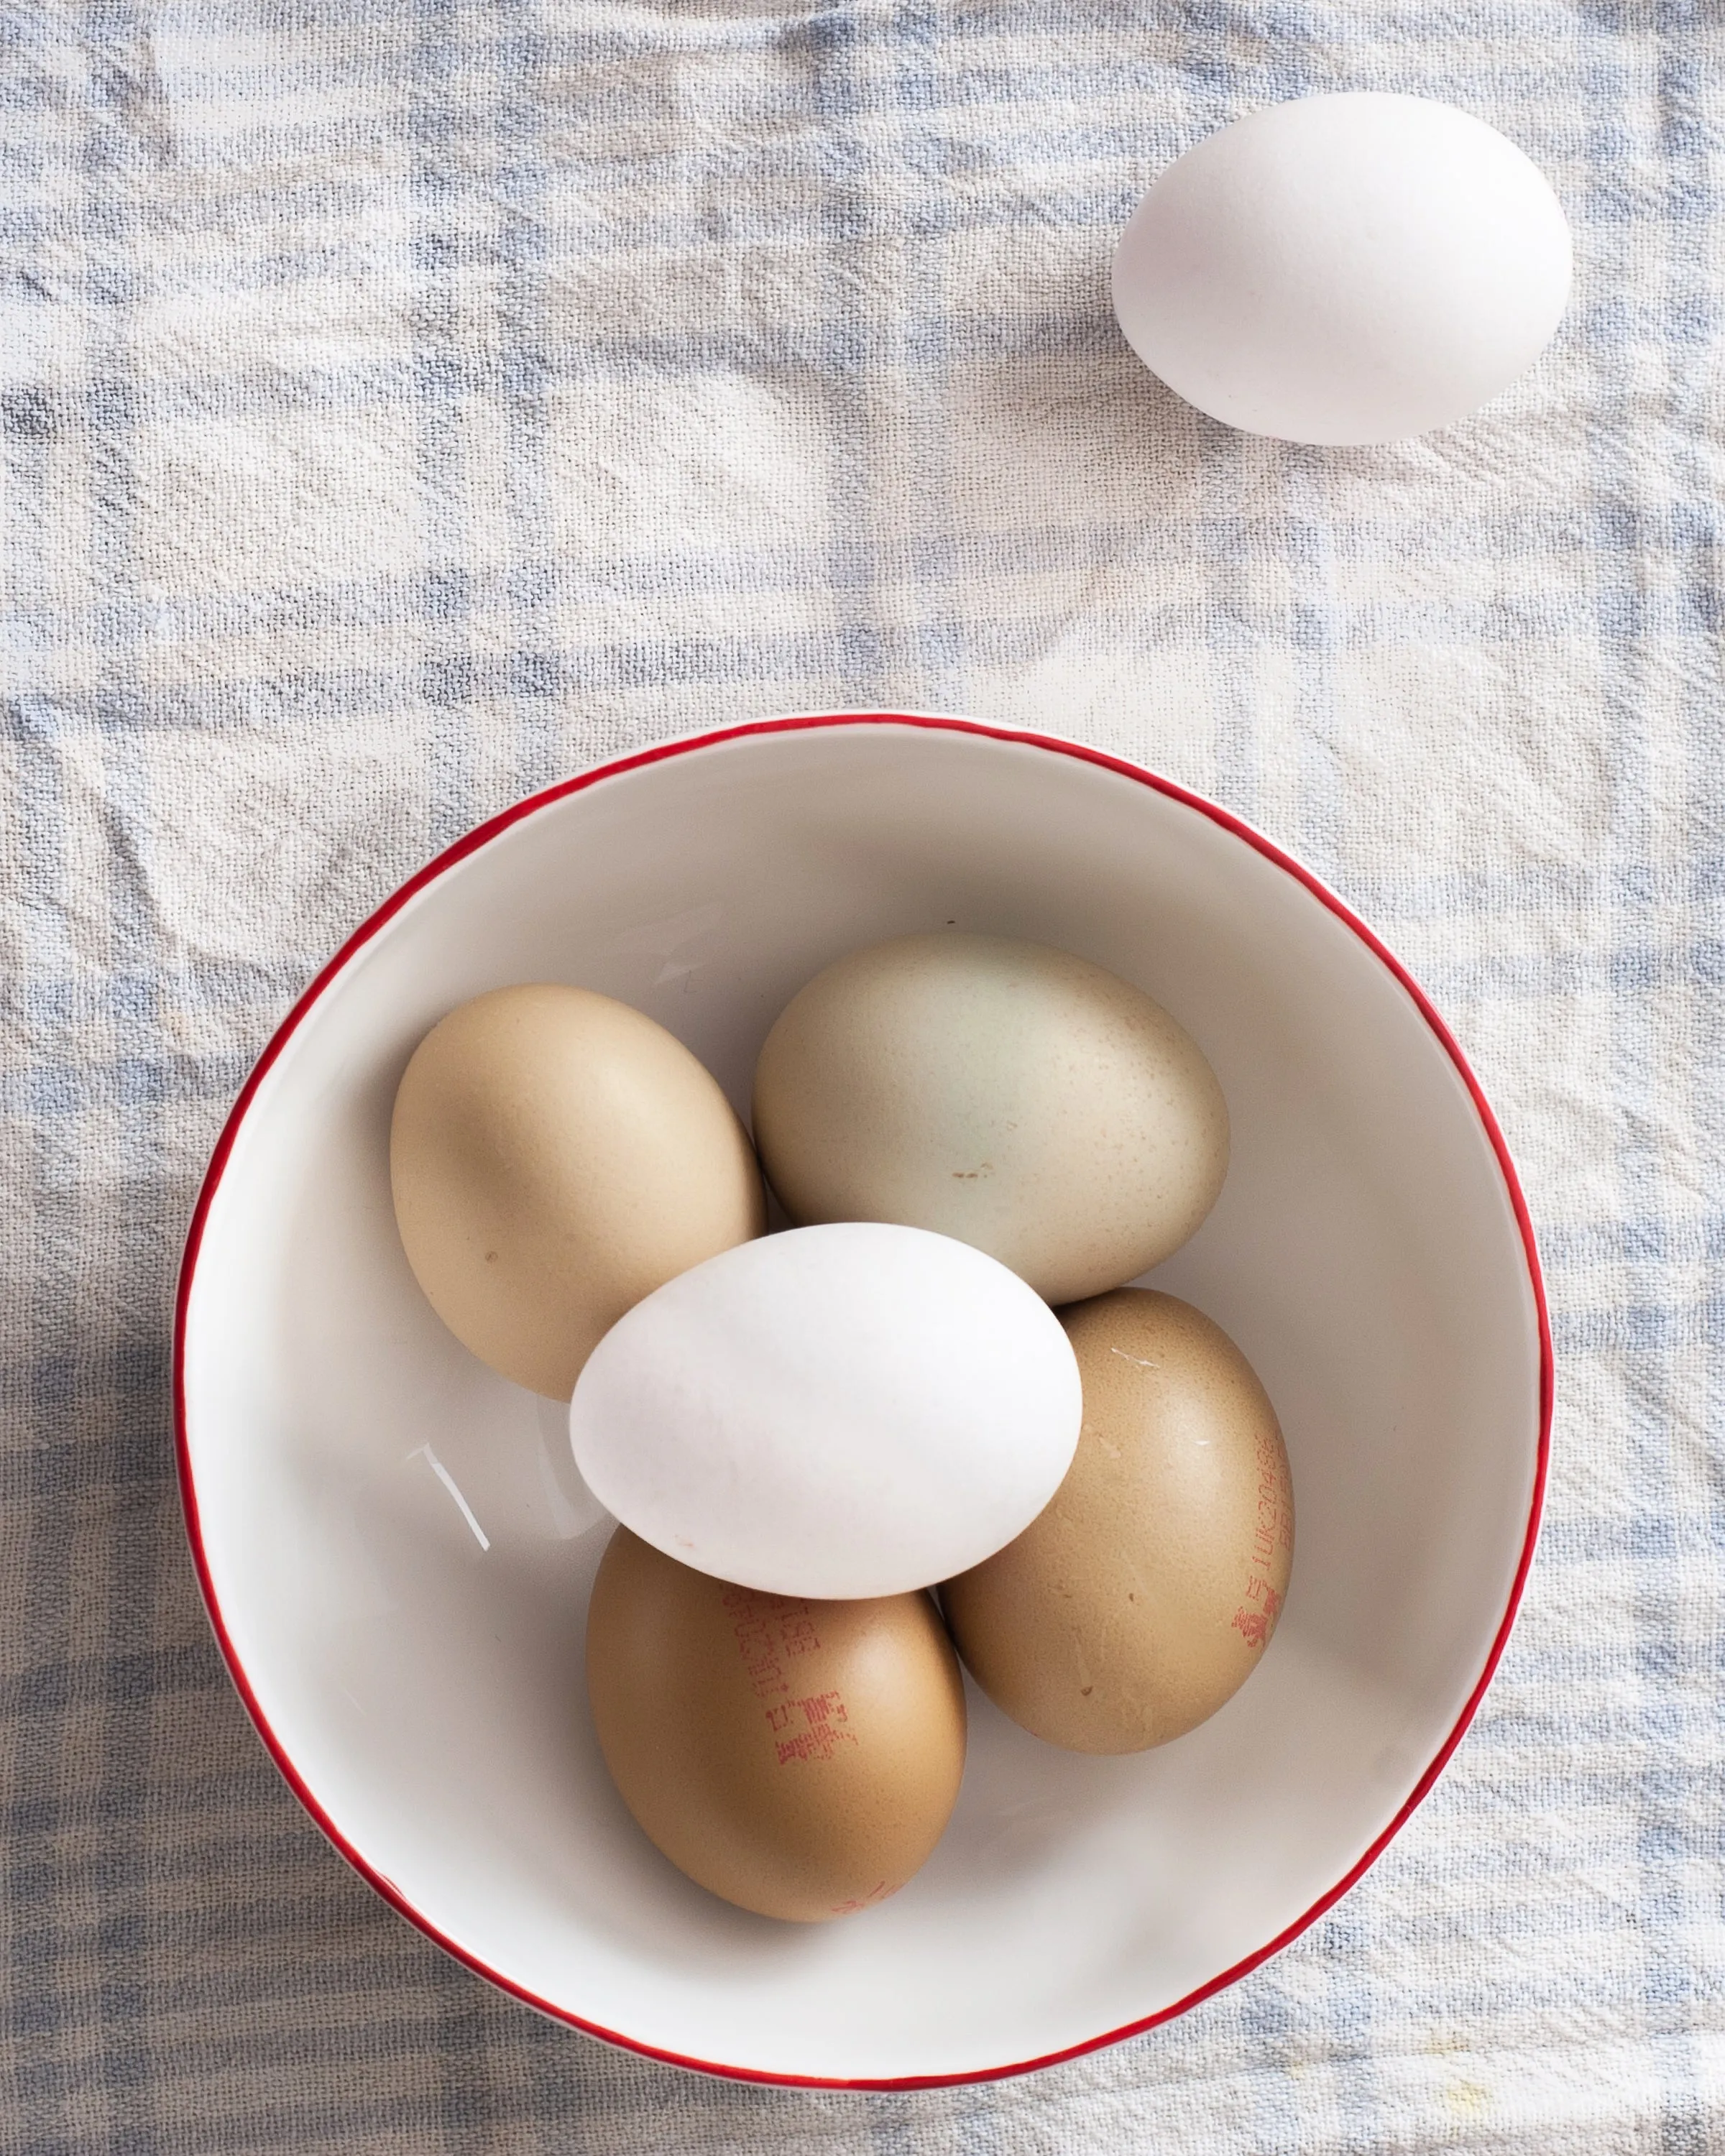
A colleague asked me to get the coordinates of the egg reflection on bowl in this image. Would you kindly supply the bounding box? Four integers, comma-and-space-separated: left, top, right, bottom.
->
175, 712, 1549, 2087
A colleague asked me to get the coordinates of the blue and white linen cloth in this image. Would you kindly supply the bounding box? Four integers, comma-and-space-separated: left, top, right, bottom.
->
2, 2, 1721, 2149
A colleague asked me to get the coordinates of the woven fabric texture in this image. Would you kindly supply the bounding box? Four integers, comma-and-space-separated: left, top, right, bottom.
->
2, 1, 1721, 2150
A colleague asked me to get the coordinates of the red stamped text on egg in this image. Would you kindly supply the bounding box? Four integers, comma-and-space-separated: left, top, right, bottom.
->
1230, 1425, 1292, 1649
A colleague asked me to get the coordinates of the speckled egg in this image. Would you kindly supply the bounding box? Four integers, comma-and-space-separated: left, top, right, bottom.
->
752, 934, 1228, 1304
942, 1289, 1293, 1754
391, 984, 763, 1399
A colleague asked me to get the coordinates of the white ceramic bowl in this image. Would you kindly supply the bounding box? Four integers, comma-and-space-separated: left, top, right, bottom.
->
175, 714, 1550, 2087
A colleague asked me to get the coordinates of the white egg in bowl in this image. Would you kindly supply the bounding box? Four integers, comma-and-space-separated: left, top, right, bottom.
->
175, 713, 1549, 2086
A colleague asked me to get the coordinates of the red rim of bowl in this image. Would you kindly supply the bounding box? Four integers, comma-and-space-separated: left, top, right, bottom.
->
172, 710, 1554, 2091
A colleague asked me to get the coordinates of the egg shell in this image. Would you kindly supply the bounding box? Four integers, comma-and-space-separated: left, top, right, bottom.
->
390, 984, 763, 1400
569, 1221, 1083, 1600
942, 1289, 1293, 1754
1111, 92, 1573, 445
751, 933, 1228, 1304
585, 1527, 967, 1922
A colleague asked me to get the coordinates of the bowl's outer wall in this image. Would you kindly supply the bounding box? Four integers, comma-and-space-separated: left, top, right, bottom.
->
175, 714, 1552, 2087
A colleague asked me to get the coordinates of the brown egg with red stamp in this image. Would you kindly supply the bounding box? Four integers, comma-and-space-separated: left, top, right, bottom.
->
941, 1289, 1293, 1754
585, 1528, 967, 1921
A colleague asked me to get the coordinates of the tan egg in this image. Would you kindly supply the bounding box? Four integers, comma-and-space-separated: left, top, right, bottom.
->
586, 1528, 967, 1922
942, 1289, 1292, 1754
752, 934, 1228, 1304
390, 985, 763, 1399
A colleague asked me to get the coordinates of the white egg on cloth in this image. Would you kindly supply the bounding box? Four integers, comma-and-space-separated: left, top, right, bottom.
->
569, 1222, 1083, 1600
1112, 92, 1573, 446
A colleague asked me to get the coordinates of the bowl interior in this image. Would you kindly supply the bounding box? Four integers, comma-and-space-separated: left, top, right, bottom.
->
179, 718, 1543, 2083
